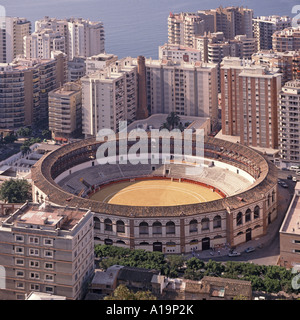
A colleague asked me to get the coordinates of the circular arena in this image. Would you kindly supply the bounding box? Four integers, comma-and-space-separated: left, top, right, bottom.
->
31, 135, 278, 254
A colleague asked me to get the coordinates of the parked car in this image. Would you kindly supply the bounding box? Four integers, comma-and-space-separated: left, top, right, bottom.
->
287, 175, 293, 180
244, 247, 255, 253
290, 166, 300, 171
228, 250, 241, 257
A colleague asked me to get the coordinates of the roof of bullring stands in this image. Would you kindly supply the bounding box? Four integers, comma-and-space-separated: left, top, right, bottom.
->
31, 136, 277, 218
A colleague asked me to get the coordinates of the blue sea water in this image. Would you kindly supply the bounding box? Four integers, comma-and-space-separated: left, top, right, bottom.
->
1, 0, 299, 58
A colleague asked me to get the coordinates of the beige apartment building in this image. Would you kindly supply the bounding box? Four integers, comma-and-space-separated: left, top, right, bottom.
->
81, 57, 137, 136
49, 82, 82, 139
34, 17, 105, 61
221, 57, 282, 149
273, 27, 300, 52
210, 6, 253, 40
194, 32, 256, 63
168, 12, 205, 47
0, 202, 94, 300
168, 6, 253, 48
0, 17, 31, 63
143, 58, 218, 129
252, 50, 300, 86
0, 52, 67, 129
85, 53, 118, 75
253, 15, 292, 51
68, 57, 86, 82
280, 182, 300, 268
24, 29, 66, 60
159, 43, 202, 63
278, 80, 300, 165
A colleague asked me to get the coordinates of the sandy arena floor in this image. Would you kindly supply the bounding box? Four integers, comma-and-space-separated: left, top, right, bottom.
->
89, 179, 223, 206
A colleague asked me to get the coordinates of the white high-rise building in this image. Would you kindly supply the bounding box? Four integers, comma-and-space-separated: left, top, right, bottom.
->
24, 29, 65, 60
0, 17, 31, 63
33, 17, 105, 61
253, 15, 292, 51
143, 58, 218, 128
85, 53, 118, 75
158, 43, 202, 63
168, 12, 205, 47
279, 80, 300, 165
81, 57, 137, 136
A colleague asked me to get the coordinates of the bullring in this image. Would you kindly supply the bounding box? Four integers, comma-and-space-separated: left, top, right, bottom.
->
31, 135, 278, 254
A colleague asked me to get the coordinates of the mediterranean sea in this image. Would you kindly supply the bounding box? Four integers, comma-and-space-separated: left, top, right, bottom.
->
1, 0, 299, 58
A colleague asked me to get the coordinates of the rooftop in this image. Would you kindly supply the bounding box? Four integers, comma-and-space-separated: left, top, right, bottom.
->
280, 183, 300, 235
1, 202, 91, 231
126, 113, 210, 132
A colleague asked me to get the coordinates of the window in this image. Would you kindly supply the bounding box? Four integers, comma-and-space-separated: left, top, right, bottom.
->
30, 272, 40, 280
189, 220, 198, 233
201, 218, 209, 231
254, 206, 260, 219
45, 286, 54, 293
166, 221, 175, 234
236, 212, 243, 226
29, 248, 39, 256
44, 250, 53, 258
44, 262, 53, 270
30, 284, 40, 291
15, 235, 24, 243
29, 237, 39, 245
44, 274, 54, 282
15, 246, 24, 255
43, 238, 53, 246
245, 209, 251, 222
15, 270, 24, 278
153, 222, 162, 235
139, 222, 149, 235
213, 215, 221, 229
29, 260, 40, 268
104, 219, 113, 232
15, 282, 24, 289
116, 220, 125, 233
94, 217, 101, 230
15, 258, 24, 266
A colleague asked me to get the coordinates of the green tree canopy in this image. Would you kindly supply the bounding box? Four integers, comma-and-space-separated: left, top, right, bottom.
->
104, 284, 156, 300
0, 179, 32, 203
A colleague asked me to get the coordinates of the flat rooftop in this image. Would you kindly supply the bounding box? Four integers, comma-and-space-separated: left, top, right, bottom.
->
280, 185, 300, 234
126, 113, 210, 132
1, 203, 90, 231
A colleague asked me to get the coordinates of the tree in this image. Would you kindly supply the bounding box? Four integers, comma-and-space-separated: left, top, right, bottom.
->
160, 112, 181, 131
17, 127, 32, 137
104, 285, 156, 300
20, 144, 31, 155
105, 285, 136, 300
166, 112, 181, 130
186, 257, 204, 271
0, 179, 32, 203
3, 134, 17, 144
233, 294, 248, 300
42, 129, 51, 140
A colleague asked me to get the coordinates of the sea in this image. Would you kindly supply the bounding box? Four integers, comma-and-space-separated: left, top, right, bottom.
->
1, 0, 299, 59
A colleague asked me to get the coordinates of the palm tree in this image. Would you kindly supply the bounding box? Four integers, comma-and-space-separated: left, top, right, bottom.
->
160, 122, 171, 130
166, 112, 181, 130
